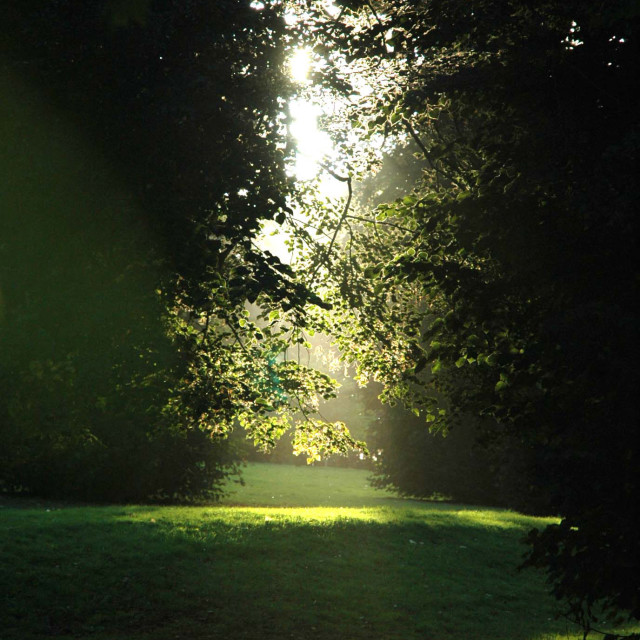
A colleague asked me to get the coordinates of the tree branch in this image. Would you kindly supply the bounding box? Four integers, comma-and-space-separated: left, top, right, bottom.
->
402, 117, 468, 190
308, 168, 353, 281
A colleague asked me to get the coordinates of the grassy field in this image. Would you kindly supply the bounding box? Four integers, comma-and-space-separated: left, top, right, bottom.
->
1, 463, 637, 640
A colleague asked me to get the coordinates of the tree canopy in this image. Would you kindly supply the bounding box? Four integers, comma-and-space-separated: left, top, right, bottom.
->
0, 0, 363, 502
291, 0, 639, 629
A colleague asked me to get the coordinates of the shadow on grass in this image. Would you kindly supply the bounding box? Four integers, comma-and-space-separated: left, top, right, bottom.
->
1, 502, 584, 640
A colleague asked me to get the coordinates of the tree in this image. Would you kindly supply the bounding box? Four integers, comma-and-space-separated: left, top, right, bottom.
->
297, 0, 640, 630
366, 383, 550, 510
0, 0, 363, 502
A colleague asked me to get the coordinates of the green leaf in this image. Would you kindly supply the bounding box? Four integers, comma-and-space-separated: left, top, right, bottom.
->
485, 353, 498, 366
495, 374, 509, 392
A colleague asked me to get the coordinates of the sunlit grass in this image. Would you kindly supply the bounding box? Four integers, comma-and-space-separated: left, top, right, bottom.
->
222, 462, 407, 508
2, 463, 638, 640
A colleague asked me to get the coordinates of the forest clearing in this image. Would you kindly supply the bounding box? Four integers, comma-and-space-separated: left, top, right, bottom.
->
3, 464, 638, 640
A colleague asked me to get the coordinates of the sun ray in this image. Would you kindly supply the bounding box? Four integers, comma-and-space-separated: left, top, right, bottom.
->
289, 49, 312, 84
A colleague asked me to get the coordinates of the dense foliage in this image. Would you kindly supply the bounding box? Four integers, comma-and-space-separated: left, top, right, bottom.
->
366, 391, 547, 511
0, 0, 363, 502
294, 0, 639, 630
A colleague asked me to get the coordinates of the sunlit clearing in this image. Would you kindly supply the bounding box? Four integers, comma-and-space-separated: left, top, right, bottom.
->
289, 49, 312, 84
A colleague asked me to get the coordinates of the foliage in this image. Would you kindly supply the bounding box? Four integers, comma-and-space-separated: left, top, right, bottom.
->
233, 341, 375, 468
296, 0, 640, 628
0, 0, 364, 502
365, 384, 548, 510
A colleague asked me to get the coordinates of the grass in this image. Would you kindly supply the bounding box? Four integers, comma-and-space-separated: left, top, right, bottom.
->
1, 463, 638, 640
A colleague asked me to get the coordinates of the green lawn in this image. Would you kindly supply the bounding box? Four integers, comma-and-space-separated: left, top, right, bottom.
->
1, 463, 637, 639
